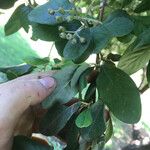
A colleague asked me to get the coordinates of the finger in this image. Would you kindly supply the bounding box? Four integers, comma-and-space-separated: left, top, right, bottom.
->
15, 70, 56, 81
0, 74, 56, 121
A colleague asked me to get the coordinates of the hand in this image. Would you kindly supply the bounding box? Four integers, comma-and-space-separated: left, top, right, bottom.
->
0, 72, 56, 150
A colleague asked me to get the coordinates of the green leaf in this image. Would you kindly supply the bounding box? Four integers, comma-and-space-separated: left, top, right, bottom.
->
96, 63, 141, 123
104, 9, 134, 36
121, 0, 132, 8
32, 20, 81, 42
24, 57, 49, 66
62, 20, 82, 31
55, 21, 82, 55
80, 102, 106, 142
63, 28, 92, 60
107, 53, 121, 62
31, 23, 60, 41
12, 135, 53, 150
118, 49, 150, 75
133, 16, 150, 27
104, 9, 131, 23
132, 18, 147, 36
5, 4, 32, 36
84, 82, 96, 103
0, 0, 17, 9
117, 34, 134, 44
91, 10, 134, 53
42, 65, 78, 108
28, 0, 74, 25
0, 64, 34, 80
90, 25, 112, 53
134, 0, 150, 13
39, 102, 80, 136
55, 39, 68, 57
133, 28, 150, 51
71, 63, 90, 88
79, 67, 93, 90
72, 45, 94, 64
118, 29, 150, 74
146, 61, 150, 85
64, 115, 79, 150
104, 119, 113, 143
76, 108, 93, 128
104, 17, 134, 37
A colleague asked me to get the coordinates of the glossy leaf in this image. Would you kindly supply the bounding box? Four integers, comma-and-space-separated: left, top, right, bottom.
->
5, 4, 32, 36
39, 102, 80, 136
28, 0, 74, 25
80, 102, 106, 142
12, 135, 53, 150
42, 65, 78, 108
96, 63, 141, 123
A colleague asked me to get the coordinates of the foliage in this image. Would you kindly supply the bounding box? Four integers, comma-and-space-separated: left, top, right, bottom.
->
0, 0, 150, 149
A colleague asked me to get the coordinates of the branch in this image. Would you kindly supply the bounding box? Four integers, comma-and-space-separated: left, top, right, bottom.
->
99, 0, 107, 21
96, 0, 107, 65
139, 84, 149, 94
138, 68, 146, 89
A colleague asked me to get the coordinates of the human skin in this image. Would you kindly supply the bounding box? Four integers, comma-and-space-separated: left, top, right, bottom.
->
0, 72, 56, 150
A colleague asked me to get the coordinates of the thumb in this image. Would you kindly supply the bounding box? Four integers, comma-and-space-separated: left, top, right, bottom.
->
0, 75, 56, 150
0, 75, 56, 116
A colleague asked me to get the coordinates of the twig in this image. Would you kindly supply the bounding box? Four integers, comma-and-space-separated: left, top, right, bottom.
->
139, 84, 149, 94
74, 16, 102, 24
96, 54, 100, 65
96, 0, 107, 65
28, 0, 32, 5
48, 42, 54, 58
138, 68, 146, 89
99, 0, 107, 21
42, 43, 54, 71
28, 0, 37, 7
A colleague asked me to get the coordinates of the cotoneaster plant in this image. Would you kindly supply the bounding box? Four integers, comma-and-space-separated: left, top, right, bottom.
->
0, 0, 150, 149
